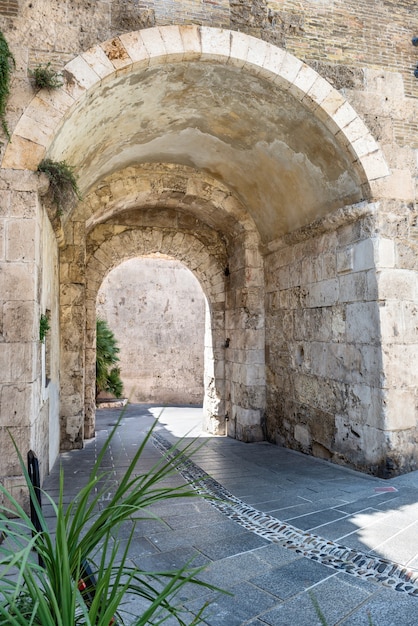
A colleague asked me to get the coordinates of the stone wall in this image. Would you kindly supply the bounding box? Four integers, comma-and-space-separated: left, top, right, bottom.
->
0, 169, 60, 492
265, 205, 384, 471
96, 257, 206, 405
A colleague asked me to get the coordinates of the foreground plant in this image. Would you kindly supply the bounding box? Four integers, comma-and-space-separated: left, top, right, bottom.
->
0, 417, 220, 624
309, 591, 375, 626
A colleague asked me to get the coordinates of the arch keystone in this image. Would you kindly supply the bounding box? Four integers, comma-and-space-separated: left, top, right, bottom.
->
179, 24, 202, 60
159, 25, 184, 62
201, 26, 231, 62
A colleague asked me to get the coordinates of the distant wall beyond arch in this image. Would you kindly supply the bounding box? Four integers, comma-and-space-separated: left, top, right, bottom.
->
96, 257, 206, 405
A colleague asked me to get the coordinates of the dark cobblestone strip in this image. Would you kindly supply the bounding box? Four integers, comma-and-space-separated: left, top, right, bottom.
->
152, 433, 418, 596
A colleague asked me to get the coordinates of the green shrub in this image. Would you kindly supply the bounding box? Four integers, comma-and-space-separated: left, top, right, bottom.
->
39, 313, 50, 343
96, 318, 124, 400
30, 63, 63, 90
37, 158, 81, 216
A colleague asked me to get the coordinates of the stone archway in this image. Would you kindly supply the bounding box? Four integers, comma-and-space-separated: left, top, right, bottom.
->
2, 26, 397, 473
2, 26, 388, 190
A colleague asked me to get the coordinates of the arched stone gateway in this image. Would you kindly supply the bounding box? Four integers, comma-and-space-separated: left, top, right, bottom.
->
3, 25, 417, 480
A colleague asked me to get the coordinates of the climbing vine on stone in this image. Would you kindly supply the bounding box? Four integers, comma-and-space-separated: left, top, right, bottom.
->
0, 30, 15, 140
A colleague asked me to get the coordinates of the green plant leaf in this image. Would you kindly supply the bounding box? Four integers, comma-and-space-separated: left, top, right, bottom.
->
96, 317, 124, 399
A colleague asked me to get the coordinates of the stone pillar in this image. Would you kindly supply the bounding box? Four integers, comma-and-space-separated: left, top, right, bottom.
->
84, 296, 96, 439
59, 221, 86, 449
0, 171, 41, 499
226, 235, 265, 442
376, 236, 418, 475
203, 299, 226, 435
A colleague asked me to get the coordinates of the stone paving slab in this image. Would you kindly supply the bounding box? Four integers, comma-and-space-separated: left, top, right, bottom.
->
41, 404, 418, 625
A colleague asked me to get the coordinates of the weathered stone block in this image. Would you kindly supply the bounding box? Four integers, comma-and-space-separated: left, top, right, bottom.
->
3, 301, 37, 342
63, 55, 100, 100
6, 218, 36, 262
377, 269, 417, 301
337, 247, 354, 274
384, 388, 416, 431
289, 64, 318, 101
346, 302, 380, 344
338, 272, 367, 303
137, 28, 168, 66
178, 25, 202, 61
82, 45, 115, 79
382, 344, 418, 388
0, 426, 30, 476
2, 136, 45, 171
0, 384, 33, 428
294, 423, 311, 448
307, 279, 339, 308
0, 343, 35, 384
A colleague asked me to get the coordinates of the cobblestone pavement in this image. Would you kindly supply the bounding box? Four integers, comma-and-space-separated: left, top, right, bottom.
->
43, 405, 418, 625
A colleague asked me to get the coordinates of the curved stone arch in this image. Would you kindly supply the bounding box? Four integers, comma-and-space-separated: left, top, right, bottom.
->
83, 226, 229, 438
86, 227, 227, 303
80, 164, 258, 239
1, 26, 389, 190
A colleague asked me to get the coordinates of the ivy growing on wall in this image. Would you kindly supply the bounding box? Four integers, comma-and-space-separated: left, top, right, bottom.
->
0, 30, 15, 139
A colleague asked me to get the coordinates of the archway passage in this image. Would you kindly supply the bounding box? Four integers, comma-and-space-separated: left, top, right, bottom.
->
2, 26, 396, 473
81, 177, 258, 442
97, 257, 207, 407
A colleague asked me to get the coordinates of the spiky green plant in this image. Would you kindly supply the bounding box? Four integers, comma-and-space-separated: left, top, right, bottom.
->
0, 417, 221, 624
0, 30, 15, 139
30, 62, 63, 91
96, 318, 124, 400
37, 158, 81, 216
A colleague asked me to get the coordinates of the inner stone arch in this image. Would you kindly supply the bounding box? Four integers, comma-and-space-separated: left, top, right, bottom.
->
77, 209, 265, 443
